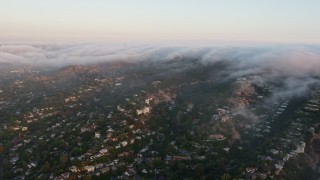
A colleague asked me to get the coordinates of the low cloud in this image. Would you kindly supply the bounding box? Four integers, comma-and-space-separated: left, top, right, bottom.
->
1, 43, 320, 98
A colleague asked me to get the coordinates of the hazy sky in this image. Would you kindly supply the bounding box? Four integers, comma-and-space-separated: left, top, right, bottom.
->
1, 0, 320, 43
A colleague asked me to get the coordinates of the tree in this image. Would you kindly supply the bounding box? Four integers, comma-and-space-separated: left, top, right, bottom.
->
221, 173, 231, 180
176, 162, 187, 176
42, 161, 51, 173
153, 157, 164, 168
195, 163, 205, 177
0, 145, 4, 153
83, 175, 92, 180
60, 154, 69, 165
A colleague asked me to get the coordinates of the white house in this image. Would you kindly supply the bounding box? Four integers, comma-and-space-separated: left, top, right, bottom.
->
120, 141, 128, 147
83, 166, 95, 173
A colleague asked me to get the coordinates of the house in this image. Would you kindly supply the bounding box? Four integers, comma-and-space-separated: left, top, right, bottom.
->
208, 134, 225, 141
142, 169, 148, 174
173, 156, 191, 161
23, 139, 31, 143
69, 166, 79, 173
145, 97, 153, 104
165, 155, 172, 161
121, 120, 127, 126
81, 127, 90, 133
283, 154, 293, 161
118, 152, 130, 158
107, 128, 114, 133
107, 133, 113, 138
60, 172, 70, 179
12, 127, 20, 131
195, 156, 206, 160
83, 166, 95, 173
99, 148, 108, 154
107, 113, 112, 119
136, 107, 150, 115
135, 136, 142, 140
111, 166, 117, 171
223, 147, 230, 152
295, 142, 305, 154
246, 167, 257, 174
212, 115, 219, 120
120, 141, 128, 147
275, 164, 283, 170
124, 171, 131, 177
10, 156, 19, 164
140, 148, 148, 153
95, 163, 104, 169
117, 105, 125, 112
100, 167, 110, 174
136, 110, 143, 115
95, 132, 101, 139
270, 149, 279, 155
221, 116, 230, 122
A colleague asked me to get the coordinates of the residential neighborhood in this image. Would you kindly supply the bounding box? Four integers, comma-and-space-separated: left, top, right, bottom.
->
0, 60, 319, 179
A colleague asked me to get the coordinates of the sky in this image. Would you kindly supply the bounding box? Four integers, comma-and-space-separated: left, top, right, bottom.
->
1, 0, 320, 43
